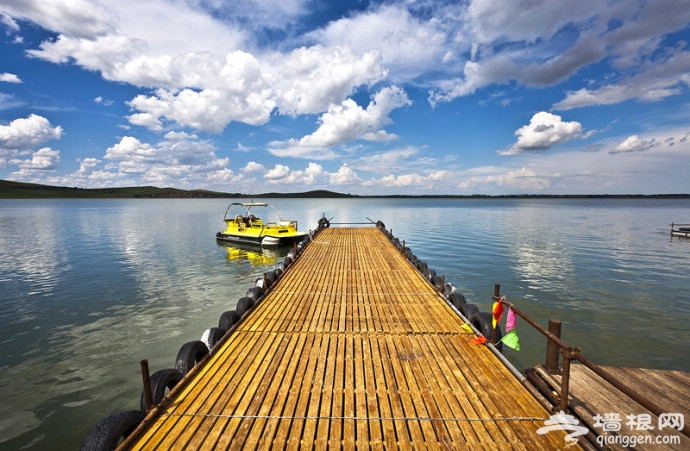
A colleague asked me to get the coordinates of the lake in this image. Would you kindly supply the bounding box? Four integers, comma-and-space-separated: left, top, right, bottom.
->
1, 197, 689, 450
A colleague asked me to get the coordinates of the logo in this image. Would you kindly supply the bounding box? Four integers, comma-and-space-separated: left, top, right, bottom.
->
537, 411, 685, 449
537, 411, 589, 448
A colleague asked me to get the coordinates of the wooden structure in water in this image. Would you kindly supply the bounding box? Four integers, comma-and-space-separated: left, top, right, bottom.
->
670, 223, 690, 238
530, 364, 690, 450
119, 226, 577, 449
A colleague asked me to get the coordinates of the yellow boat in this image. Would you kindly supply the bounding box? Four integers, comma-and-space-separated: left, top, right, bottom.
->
216, 202, 308, 246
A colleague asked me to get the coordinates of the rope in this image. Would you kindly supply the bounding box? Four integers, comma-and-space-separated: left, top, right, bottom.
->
270, 291, 434, 297
161, 412, 546, 423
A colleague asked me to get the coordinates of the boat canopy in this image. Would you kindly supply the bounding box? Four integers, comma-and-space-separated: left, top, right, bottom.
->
223, 201, 272, 221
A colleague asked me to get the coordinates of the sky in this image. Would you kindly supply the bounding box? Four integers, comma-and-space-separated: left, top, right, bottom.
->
1, 0, 689, 195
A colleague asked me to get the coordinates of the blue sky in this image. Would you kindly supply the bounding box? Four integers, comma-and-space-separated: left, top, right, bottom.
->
1, 0, 689, 195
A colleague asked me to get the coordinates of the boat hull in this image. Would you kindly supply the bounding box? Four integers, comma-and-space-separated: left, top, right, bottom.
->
216, 231, 307, 247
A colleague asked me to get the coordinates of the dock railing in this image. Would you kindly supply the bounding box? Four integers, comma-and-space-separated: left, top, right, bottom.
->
488, 284, 690, 439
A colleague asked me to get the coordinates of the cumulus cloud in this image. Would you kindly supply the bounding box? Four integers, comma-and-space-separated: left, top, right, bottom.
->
272, 45, 386, 116
264, 164, 290, 180
329, 165, 361, 186
309, 5, 446, 83
0, 72, 21, 83
242, 161, 265, 173
264, 162, 328, 186
269, 86, 411, 158
0, 115, 63, 157
610, 135, 658, 154
500, 112, 582, 155
100, 134, 238, 187
9, 147, 60, 176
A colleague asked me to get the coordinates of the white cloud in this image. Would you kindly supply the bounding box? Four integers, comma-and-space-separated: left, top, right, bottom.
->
0, 72, 21, 83
272, 45, 386, 116
264, 162, 327, 186
310, 5, 446, 83
269, 86, 411, 158
466, 0, 601, 44
242, 161, 265, 173
329, 165, 361, 186
456, 166, 552, 192
1, 12, 20, 32
9, 147, 60, 175
500, 112, 582, 155
0, 115, 63, 156
264, 164, 290, 180
98, 134, 238, 188
611, 135, 658, 154
431, 0, 690, 105
553, 49, 690, 110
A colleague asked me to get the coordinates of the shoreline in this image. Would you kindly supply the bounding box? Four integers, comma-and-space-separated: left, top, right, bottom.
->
2, 180, 689, 199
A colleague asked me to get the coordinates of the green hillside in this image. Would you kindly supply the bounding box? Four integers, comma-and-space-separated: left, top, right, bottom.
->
0, 180, 354, 199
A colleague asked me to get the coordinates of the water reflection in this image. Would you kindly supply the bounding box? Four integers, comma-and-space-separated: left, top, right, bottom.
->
219, 243, 285, 266
503, 207, 575, 293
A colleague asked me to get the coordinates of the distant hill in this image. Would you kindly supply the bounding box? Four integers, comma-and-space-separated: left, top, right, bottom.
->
255, 190, 355, 198
2, 179, 688, 199
0, 180, 353, 199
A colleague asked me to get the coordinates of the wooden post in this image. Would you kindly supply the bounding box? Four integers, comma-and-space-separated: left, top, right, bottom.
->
545, 319, 562, 374
559, 348, 575, 412
140, 359, 153, 412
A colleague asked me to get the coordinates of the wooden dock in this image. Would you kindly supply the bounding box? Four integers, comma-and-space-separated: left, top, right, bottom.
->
530, 364, 690, 450
120, 226, 578, 450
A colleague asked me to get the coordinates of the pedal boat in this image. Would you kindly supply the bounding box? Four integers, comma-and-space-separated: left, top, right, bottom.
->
216, 202, 308, 247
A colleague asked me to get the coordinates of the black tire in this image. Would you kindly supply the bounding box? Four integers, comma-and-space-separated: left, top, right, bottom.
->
80, 410, 145, 451
448, 292, 466, 308
201, 327, 226, 350
459, 303, 479, 319
470, 311, 503, 352
245, 286, 263, 301
140, 368, 184, 411
236, 296, 254, 315
219, 310, 241, 330
284, 256, 292, 266
443, 282, 455, 298
175, 341, 209, 375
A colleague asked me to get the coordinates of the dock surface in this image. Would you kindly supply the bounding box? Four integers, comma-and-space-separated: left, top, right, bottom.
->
123, 226, 576, 450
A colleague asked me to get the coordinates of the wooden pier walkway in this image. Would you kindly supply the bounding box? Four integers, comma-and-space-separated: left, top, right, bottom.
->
122, 226, 577, 450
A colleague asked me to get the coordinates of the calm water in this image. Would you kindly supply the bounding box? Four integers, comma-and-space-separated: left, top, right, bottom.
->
1, 198, 689, 450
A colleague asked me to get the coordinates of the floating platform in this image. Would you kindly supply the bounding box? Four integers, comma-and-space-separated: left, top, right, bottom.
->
670, 223, 690, 238
529, 364, 690, 450
119, 226, 577, 449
